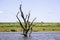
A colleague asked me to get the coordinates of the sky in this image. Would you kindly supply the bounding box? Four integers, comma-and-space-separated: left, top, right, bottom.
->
0, 0, 60, 22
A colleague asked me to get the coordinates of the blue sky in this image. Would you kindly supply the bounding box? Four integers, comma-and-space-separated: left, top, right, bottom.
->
0, 0, 60, 22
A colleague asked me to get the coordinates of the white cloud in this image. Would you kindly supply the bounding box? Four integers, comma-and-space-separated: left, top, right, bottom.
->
0, 11, 3, 13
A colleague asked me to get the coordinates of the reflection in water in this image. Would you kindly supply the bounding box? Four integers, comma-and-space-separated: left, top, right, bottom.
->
0, 32, 60, 40
23, 37, 30, 40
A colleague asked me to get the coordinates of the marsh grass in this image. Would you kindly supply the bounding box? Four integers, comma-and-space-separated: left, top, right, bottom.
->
0, 22, 60, 32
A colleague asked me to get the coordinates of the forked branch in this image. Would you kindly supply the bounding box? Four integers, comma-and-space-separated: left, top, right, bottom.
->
16, 12, 24, 29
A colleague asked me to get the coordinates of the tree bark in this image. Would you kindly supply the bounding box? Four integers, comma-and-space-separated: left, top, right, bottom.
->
23, 29, 29, 37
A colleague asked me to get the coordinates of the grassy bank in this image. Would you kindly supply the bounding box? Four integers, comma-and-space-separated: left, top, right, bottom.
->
0, 22, 60, 32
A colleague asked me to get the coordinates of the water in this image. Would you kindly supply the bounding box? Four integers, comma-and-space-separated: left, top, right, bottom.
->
0, 32, 60, 40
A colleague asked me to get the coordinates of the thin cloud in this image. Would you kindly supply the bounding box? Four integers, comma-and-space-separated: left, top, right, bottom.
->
0, 11, 3, 13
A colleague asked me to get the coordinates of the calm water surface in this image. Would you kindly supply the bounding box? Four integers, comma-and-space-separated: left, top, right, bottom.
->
0, 32, 60, 40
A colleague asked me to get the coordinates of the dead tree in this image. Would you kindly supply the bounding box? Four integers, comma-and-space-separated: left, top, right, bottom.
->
16, 4, 36, 37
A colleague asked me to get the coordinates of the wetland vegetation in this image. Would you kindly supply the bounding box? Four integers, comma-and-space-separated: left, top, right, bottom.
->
0, 22, 60, 32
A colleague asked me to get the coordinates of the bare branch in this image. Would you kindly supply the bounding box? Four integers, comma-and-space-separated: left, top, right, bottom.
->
20, 4, 26, 22
20, 4, 24, 19
29, 27, 32, 37
27, 11, 30, 23
19, 4, 27, 28
16, 12, 24, 29
28, 17, 36, 29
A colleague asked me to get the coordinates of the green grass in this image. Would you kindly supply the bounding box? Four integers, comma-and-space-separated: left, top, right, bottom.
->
0, 22, 60, 32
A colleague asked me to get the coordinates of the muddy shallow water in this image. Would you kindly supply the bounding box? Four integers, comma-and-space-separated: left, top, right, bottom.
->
0, 32, 60, 40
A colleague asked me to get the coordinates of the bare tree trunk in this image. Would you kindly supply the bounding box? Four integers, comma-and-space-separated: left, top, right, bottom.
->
23, 29, 28, 37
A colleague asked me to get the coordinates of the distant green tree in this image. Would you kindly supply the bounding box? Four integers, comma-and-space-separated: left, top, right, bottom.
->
16, 4, 36, 37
